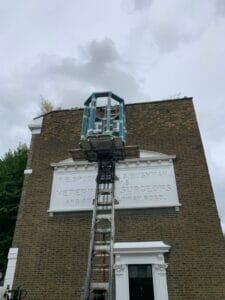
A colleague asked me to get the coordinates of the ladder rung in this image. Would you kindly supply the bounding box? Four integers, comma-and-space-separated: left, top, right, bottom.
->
94, 264, 109, 268
91, 282, 109, 290
95, 228, 111, 233
97, 202, 112, 206
94, 253, 110, 257
96, 214, 112, 220
93, 268, 109, 272
94, 245, 110, 252
99, 189, 111, 195
97, 206, 112, 211
95, 241, 110, 245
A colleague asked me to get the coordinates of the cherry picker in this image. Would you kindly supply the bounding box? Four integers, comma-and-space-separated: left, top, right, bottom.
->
70, 92, 138, 300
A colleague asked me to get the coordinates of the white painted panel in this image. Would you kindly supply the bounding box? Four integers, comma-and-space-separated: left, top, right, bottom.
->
3, 248, 18, 290
49, 151, 180, 212
115, 162, 178, 208
49, 169, 96, 211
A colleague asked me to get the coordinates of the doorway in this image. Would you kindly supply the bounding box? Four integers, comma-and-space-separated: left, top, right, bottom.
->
128, 265, 154, 300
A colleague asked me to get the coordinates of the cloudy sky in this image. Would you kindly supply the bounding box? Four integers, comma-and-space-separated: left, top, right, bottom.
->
0, 0, 225, 230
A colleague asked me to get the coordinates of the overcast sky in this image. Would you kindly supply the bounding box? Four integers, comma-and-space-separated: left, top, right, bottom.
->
0, 0, 225, 231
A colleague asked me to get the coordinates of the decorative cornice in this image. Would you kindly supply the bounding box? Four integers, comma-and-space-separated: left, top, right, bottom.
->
154, 263, 168, 271
114, 264, 126, 276
28, 116, 43, 135
139, 150, 176, 160
114, 241, 171, 254
51, 150, 176, 169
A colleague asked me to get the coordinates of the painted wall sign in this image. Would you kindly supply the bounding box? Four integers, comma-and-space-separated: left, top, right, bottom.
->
48, 151, 180, 213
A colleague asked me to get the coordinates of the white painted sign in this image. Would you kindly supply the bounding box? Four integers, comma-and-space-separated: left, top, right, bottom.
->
50, 170, 96, 211
49, 151, 180, 213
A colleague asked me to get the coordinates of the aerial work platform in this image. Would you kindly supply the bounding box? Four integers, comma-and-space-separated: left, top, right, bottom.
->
70, 92, 139, 300
70, 91, 139, 162
79, 91, 126, 162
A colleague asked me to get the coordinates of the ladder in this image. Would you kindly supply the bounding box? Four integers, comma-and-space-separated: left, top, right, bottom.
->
82, 159, 116, 300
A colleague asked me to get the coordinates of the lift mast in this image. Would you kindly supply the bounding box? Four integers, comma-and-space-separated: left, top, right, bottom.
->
69, 92, 139, 299
79, 92, 126, 300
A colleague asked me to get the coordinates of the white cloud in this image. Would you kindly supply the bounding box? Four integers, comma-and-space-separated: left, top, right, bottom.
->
120, 0, 225, 229
0, 38, 143, 156
122, 0, 153, 13
0, 0, 224, 231
215, 0, 225, 17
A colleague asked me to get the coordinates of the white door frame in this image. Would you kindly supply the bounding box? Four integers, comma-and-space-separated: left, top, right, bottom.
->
114, 241, 171, 300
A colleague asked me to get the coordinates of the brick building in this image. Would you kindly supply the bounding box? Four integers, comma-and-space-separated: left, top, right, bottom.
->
3, 97, 225, 299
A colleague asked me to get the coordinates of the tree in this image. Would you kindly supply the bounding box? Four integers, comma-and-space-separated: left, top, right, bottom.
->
40, 95, 56, 114
40, 99, 54, 114
0, 145, 28, 273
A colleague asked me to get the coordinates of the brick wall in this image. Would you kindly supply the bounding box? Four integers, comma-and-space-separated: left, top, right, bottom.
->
12, 98, 225, 299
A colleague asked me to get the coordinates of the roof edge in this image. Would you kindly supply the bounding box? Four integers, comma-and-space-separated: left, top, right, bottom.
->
34, 97, 193, 119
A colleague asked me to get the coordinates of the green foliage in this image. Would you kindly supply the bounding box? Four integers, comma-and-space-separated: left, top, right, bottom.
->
41, 99, 54, 114
40, 95, 55, 114
0, 145, 28, 272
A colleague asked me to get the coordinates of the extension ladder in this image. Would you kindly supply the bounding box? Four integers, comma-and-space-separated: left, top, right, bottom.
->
82, 160, 116, 300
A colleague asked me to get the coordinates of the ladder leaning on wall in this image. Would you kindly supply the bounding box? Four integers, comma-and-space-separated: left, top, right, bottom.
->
82, 159, 116, 299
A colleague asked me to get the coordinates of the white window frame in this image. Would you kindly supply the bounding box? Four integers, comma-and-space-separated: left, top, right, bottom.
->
114, 241, 170, 300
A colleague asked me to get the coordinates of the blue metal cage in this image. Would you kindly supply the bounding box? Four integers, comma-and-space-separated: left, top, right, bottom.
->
79, 92, 126, 161
80, 91, 126, 142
